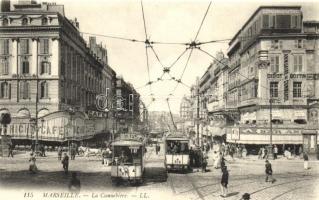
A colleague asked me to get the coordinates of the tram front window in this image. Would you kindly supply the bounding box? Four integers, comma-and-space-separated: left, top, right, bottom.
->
166, 141, 189, 154
113, 146, 142, 165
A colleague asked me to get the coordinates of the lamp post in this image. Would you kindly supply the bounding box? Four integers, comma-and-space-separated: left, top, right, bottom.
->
67, 107, 75, 155
268, 99, 274, 159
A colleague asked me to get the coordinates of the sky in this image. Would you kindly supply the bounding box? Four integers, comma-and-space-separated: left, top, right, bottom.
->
49, 0, 319, 114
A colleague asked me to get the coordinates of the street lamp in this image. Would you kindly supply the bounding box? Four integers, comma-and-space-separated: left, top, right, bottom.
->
268, 99, 274, 160
66, 107, 76, 155
29, 117, 38, 154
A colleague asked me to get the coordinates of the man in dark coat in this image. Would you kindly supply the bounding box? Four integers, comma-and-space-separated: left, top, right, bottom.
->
62, 153, 69, 174
8, 143, 14, 157
220, 166, 229, 197
265, 160, 275, 183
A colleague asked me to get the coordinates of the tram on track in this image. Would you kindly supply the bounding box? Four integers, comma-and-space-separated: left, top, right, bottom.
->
164, 133, 190, 172
111, 134, 145, 185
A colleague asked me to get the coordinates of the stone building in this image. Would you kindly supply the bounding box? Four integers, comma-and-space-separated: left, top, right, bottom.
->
0, 0, 120, 145
224, 6, 319, 154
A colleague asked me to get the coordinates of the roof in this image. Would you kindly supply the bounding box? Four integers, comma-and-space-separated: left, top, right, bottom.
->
112, 140, 144, 147
228, 5, 301, 46
166, 132, 189, 141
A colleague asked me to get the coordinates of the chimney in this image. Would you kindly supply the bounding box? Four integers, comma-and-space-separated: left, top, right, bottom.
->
1, 0, 11, 12
89, 36, 96, 49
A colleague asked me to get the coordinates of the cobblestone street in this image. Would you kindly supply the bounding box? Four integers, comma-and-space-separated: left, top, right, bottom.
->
1, 147, 319, 200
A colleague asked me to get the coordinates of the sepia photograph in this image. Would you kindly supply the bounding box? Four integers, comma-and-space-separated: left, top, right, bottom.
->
0, 0, 319, 199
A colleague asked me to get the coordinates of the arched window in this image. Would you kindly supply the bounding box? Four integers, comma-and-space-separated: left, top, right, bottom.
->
22, 18, 28, 26
2, 18, 9, 26
17, 109, 30, 118
0, 82, 10, 99
41, 17, 48, 25
40, 81, 49, 98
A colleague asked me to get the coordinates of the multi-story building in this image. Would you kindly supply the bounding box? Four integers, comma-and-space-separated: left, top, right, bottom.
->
224, 6, 319, 155
115, 76, 141, 132
0, 0, 119, 145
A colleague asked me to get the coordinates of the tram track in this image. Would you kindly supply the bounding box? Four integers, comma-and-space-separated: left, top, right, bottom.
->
173, 171, 319, 200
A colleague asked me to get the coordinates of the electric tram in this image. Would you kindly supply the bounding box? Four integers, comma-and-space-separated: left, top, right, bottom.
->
111, 134, 145, 185
164, 132, 190, 171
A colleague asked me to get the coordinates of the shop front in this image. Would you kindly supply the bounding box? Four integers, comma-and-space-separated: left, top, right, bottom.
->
226, 126, 318, 157
1, 111, 111, 147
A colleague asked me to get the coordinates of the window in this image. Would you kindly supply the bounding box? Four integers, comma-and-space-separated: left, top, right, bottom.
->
22, 18, 28, 26
21, 61, 29, 74
270, 55, 279, 73
41, 61, 51, 74
0, 59, 9, 75
291, 15, 299, 28
0, 82, 10, 99
276, 15, 291, 28
270, 15, 276, 28
294, 40, 303, 49
293, 82, 302, 98
270, 82, 278, 98
19, 81, 29, 99
0, 39, 9, 55
39, 39, 49, 54
20, 39, 29, 54
2, 18, 9, 26
40, 81, 49, 98
263, 14, 269, 28
41, 17, 48, 25
293, 55, 303, 72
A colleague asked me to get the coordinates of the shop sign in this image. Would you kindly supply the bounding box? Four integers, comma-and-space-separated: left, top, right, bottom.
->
267, 74, 283, 79
289, 74, 319, 80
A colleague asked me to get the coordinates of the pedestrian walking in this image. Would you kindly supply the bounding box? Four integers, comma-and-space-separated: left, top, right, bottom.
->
258, 147, 263, 159
58, 146, 63, 160
189, 147, 194, 167
202, 152, 208, 173
8, 143, 14, 157
221, 156, 227, 171
220, 166, 229, 198
71, 147, 76, 160
68, 172, 81, 194
303, 152, 309, 170
263, 148, 268, 159
273, 145, 278, 159
265, 160, 275, 183
62, 153, 69, 174
102, 149, 108, 166
29, 153, 38, 174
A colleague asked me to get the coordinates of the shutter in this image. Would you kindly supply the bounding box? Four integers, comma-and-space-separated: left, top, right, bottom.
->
45, 82, 49, 98
0, 83, 3, 98
19, 82, 23, 99
299, 55, 303, 72
48, 62, 51, 75
8, 83, 11, 99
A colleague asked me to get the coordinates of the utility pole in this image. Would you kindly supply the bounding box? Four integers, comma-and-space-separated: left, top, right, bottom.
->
196, 84, 200, 147
268, 99, 274, 159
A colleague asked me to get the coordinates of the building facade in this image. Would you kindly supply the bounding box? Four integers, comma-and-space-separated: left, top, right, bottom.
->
186, 6, 319, 155
225, 6, 319, 153
0, 0, 140, 145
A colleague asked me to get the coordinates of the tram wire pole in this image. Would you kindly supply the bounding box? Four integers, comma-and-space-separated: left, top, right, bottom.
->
268, 99, 274, 159
196, 81, 200, 147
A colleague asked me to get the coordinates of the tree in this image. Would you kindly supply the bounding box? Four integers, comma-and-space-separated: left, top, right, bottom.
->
0, 113, 11, 135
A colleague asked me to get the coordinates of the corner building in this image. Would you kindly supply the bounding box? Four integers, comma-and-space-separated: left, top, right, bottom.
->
0, 1, 117, 145
225, 6, 319, 155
